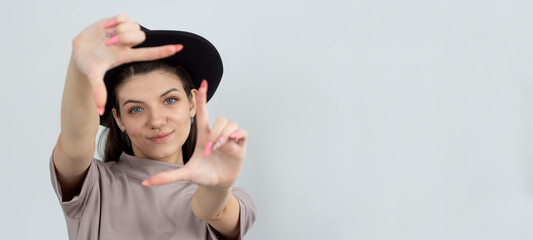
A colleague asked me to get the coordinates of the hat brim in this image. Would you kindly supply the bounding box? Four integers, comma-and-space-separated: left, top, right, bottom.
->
100, 27, 223, 127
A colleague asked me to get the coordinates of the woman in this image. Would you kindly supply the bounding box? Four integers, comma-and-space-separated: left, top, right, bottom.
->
50, 14, 256, 239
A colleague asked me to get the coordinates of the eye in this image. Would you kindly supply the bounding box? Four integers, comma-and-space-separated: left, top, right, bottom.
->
164, 98, 177, 104
129, 107, 142, 114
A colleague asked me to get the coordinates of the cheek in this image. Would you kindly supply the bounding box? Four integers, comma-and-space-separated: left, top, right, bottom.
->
172, 112, 192, 128
121, 115, 145, 136
172, 102, 193, 121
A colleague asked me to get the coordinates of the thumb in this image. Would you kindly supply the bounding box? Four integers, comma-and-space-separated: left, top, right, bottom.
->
87, 72, 108, 115
142, 168, 192, 186
194, 80, 209, 141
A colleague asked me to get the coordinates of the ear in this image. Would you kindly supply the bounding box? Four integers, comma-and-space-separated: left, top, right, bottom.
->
189, 89, 198, 117
112, 108, 125, 132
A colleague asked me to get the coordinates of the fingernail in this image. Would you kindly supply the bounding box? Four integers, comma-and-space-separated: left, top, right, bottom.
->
105, 36, 119, 46
103, 20, 116, 28
204, 141, 214, 157
175, 44, 183, 52
229, 132, 241, 139
97, 106, 105, 116
213, 136, 226, 150
142, 179, 151, 186
201, 79, 208, 90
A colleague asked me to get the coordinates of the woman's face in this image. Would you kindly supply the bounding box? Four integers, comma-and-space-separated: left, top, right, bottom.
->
112, 70, 197, 164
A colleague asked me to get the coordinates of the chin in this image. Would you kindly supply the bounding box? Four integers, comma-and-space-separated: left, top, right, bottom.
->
132, 136, 185, 162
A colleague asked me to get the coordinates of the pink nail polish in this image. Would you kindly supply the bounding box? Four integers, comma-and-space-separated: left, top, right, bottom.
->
105, 36, 119, 46
175, 44, 183, 52
229, 132, 241, 139
103, 20, 116, 29
204, 142, 214, 157
213, 136, 225, 150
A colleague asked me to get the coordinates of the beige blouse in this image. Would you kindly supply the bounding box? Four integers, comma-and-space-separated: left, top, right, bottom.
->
50, 152, 256, 240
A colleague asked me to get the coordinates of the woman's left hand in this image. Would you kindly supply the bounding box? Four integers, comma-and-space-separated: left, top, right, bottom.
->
142, 80, 247, 188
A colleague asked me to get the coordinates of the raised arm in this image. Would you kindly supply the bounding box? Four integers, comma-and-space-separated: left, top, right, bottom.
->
53, 14, 182, 201
143, 80, 248, 239
53, 54, 100, 201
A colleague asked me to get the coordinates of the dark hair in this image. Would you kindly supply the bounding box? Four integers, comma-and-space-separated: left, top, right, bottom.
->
99, 60, 197, 164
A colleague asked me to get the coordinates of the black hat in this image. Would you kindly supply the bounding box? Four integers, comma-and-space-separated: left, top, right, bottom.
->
100, 26, 223, 126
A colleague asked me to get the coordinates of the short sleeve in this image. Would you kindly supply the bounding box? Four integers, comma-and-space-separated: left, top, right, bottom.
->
49, 152, 100, 219
206, 187, 257, 239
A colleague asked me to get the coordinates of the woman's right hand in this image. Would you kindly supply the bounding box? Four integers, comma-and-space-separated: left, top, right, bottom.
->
72, 14, 182, 115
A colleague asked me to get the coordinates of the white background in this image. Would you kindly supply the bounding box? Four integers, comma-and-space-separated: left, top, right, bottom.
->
1, 0, 533, 239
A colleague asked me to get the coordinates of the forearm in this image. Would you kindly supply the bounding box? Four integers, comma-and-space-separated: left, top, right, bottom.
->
58, 56, 99, 160
52, 54, 100, 200
54, 54, 100, 183
191, 186, 241, 239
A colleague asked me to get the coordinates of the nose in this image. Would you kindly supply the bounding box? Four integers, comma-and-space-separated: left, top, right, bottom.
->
149, 107, 166, 130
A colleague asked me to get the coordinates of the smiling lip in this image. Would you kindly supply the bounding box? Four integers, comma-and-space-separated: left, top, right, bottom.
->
148, 131, 174, 143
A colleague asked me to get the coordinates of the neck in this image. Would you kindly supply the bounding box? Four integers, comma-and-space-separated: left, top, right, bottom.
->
131, 148, 184, 165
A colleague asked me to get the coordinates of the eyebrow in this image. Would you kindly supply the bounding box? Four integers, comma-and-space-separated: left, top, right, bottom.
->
160, 88, 180, 98
122, 88, 180, 107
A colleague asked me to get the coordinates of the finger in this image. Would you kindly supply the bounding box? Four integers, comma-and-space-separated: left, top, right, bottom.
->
103, 19, 116, 29
112, 30, 146, 47
209, 118, 229, 152
195, 80, 210, 140
105, 21, 139, 39
142, 168, 191, 186
114, 13, 130, 23
229, 129, 248, 145
213, 121, 238, 151
114, 21, 141, 33
93, 83, 107, 115
127, 44, 183, 62
102, 13, 130, 29
209, 117, 228, 142
105, 29, 117, 38
86, 71, 108, 114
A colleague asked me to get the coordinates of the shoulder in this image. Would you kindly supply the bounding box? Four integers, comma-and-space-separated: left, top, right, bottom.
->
232, 187, 254, 202
231, 187, 256, 216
